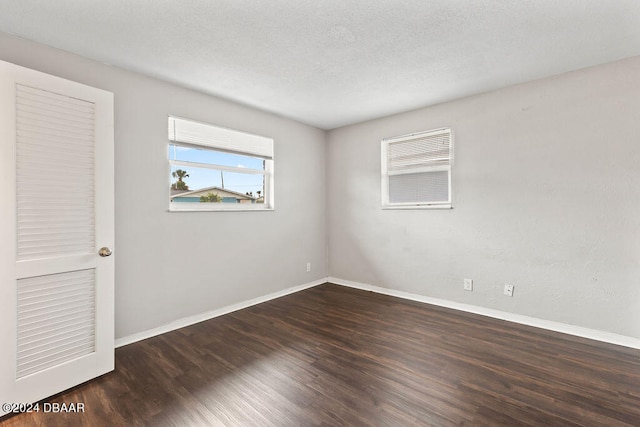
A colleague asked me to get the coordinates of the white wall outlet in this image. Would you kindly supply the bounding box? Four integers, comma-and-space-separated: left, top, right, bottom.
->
464, 278, 473, 291
504, 284, 514, 297
306, 262, 311, 273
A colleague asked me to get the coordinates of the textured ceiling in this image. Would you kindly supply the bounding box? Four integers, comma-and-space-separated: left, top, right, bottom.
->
1, 1, 640, 129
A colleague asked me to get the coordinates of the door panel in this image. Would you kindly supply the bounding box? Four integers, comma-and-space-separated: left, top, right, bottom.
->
0, 61, 114, 416
16, 83, 96, 261
17, 269, 96, 379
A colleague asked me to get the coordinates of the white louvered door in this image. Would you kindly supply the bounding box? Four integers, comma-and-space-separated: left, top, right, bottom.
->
0, 61, 114, 415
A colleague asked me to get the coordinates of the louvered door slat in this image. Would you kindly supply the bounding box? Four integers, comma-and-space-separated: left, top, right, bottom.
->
18, 310, 95, 334
18, 322, 93, 343
18, 314, 95, 339
18, 328, 95, 355
17, 344, 96, 379
16, 84, 95, 262
16, 269, 95, 379
17, 130, 95, 147
18, 329, 95, 357
17, 92, 94, 115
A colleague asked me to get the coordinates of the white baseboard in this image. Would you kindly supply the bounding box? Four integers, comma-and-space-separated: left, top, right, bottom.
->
328, 276, 640, 350
114, 278, 328, 348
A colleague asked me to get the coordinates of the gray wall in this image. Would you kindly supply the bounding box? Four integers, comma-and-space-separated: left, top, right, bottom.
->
0, 33, 327, 340
327, 56, 640, 338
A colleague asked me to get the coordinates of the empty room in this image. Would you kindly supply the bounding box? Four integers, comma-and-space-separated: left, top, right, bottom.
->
1, 1, 640, 426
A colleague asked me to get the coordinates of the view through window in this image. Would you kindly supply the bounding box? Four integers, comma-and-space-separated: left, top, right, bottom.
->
168, 117, 274, 211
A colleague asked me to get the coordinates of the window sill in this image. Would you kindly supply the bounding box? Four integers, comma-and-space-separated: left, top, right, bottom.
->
382, 204, 452, 210
168, 205, 274, 212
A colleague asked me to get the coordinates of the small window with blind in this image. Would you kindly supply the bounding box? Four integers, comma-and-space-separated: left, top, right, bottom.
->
381, 128, 453, 209
168, 116, 274, 211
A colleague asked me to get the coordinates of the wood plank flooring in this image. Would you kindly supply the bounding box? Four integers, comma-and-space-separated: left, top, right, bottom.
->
2, 283, 640, 426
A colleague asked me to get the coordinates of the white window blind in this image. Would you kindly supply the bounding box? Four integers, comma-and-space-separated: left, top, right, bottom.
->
168, 116, 273, 159
382, 128, 453, 209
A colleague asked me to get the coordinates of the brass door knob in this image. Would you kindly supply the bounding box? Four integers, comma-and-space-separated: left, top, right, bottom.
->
99, 247, 113, 257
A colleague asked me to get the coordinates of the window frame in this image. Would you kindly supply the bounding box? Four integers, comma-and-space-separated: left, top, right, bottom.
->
168, 116, 274, 212
381, 127, 453, 210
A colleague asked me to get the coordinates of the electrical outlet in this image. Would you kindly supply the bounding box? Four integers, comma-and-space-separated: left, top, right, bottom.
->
464, 278, 473, 291
306, 262, 311, 273
504, 284, 514, 297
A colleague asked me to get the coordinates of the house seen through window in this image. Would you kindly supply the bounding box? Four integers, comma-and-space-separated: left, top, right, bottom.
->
168, 116, 274, 211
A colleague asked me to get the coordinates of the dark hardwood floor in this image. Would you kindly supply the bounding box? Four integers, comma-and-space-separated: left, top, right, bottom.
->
3, 283, 640, 426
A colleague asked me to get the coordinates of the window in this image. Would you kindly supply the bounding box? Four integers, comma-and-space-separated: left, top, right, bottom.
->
168, 116, 274, 211
381, 128, 453, 209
